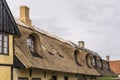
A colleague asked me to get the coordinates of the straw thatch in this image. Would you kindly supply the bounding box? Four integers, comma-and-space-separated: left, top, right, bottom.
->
14, 19, 115, 76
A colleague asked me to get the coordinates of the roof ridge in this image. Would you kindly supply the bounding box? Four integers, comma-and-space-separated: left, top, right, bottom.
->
15, 19, 75, 47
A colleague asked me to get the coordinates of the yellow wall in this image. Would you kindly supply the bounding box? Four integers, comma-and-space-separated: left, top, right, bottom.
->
0, 34, 13, 64
13, 68, 79, 80
13, 68, 29, 80
0, 66, 11, 80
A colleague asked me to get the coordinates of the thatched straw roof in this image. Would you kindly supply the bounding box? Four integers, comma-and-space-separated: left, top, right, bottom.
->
14, 19, 115, 76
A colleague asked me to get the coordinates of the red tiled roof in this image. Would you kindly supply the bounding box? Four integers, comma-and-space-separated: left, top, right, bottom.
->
110, 60, 120, 74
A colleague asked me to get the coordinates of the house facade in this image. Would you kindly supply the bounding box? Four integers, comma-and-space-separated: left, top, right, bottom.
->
0, 0, 115, 80
0, 0, 20, 80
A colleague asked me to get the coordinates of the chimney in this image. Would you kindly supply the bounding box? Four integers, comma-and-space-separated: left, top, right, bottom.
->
78, 41, 85, 48
106, 55, 110, 61
20, 6, 32, 26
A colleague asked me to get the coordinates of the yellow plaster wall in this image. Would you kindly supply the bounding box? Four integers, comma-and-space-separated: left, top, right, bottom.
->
32, 69, 44, 80
69, 74, 77, 80
57, 74, 64, 80
13, 68, 29, 80
14, 68, 84, 80
0, 66, 11, 80
0, 35, 13, 64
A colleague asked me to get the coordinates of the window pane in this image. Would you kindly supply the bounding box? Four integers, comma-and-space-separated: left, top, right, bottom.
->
4, 41, 8, 47
4, 35, 8, 41
32, 78, 41, 80
0, 34, 2, 40
18, 78, 28, 80
0, 41, 2, 46
92, 57, 96, 66
27, 39, 31, 43
4, 48, 7, 54
0, 47, 2, 53
4, 36, 7, 42
27, 36, 35, 53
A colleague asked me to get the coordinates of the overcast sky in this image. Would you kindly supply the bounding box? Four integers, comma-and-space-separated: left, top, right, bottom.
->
6, 0, 120, 60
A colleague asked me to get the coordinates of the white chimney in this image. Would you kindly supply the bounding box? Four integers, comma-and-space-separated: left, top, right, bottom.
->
106, 55, 110, 61
78, 41, 85, 48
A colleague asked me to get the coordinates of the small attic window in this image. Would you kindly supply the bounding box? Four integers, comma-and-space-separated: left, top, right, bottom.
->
27, 34, 43, 58
0, 33, 9, 55
99, 59, 103, 68
85, 54, 91, 68
74, 50, 81, 66
92, 56, 97, 67
107, 62, 110, 70
27, 35, 35, 53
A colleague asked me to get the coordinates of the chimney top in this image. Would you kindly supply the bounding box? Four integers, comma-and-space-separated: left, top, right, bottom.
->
20, 5, 32, 26
106, 55, 110, 61
78, 41, 85, 48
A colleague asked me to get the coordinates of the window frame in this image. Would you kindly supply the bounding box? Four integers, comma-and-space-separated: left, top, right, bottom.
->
51, 75, 57, 80
32, 78, 41, 80
18, 77, 29, 80
64, 76, 69, 80
27, 34, 43, 58
27, 35, 36, 53
91, 56, 97, 67
107, 62, 110, 70
0, 32, 9, 55
100, 59, 103, 69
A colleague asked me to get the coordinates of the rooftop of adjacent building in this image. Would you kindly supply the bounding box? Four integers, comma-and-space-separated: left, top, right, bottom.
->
110, 60, 120, 75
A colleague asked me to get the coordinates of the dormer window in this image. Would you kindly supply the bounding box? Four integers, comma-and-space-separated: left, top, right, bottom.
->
27, 35, 35, 53
74, 50, 81, 66
92, 56, 96, 67
0, 33, 8, 55
27, 34, 42, 58
107, 62, 110, 70
100, 59, 103, 68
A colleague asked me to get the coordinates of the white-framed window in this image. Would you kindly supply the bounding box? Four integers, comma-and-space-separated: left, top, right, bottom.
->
92, 56, 96, 67
32, 78, 41, 80
18, 77, 28, 80
0, 33, 8, 55
27, 35, 35, 53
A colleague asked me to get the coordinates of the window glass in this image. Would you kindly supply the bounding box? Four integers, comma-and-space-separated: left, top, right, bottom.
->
0, 34, 2, 40
0, 40, 2, 46
0, 46, 2, 53
4, 42, 8, 47
107, 62, 110, 70
27, 36, 35, 53
18, 78, 28, 80
4, 48, 7, 54
64, 76, 68, 80
32, 78, 41, 80
0, 33, 8, 54
92, 57, 96, 66
4, 35, 8, 41
51, 76, 57, 80
99, 59, 102, 68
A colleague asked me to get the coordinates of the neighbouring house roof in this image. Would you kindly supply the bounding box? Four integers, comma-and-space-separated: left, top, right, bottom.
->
14, 19, 115, 76
110, 60, 120, 75
0, 0, 21, 36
